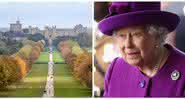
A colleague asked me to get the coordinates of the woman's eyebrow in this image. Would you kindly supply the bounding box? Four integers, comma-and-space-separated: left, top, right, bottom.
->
130, 28, 144, 33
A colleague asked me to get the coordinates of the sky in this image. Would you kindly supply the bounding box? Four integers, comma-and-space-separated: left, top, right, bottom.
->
0, 1, 92, 29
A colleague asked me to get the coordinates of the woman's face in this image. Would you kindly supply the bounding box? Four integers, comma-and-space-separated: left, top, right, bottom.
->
115, 25, 157, 66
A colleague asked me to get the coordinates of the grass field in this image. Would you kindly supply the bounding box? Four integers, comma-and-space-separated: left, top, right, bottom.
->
53, 51, 65, 63
54, 64, 92, 97
37, 47, 64, 63
0, 47, 92, 97
35, 52, 49, 63
53, 50, 92, 97
0, 64, 48, 97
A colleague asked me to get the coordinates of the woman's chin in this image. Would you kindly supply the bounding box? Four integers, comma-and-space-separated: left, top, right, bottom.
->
126, 59, 141, 66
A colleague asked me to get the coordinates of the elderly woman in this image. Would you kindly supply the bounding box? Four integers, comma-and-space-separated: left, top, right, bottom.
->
98, 2, 185, 97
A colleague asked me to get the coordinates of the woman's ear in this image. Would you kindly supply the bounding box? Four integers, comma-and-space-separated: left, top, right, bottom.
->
153, 36, 161, 49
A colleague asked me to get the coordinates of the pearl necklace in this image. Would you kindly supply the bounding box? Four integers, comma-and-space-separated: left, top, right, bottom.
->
150, 47, 166, 77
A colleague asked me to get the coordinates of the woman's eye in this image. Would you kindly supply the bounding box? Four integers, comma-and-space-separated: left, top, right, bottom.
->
132, 32, 142, 36
119, 34, 126, 37
116, 34, 126, 40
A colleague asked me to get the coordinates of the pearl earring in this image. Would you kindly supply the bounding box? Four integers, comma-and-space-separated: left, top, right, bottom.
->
155, 45, 159, 48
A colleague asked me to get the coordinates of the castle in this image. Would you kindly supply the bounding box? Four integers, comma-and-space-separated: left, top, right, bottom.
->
9, 20, 91, 39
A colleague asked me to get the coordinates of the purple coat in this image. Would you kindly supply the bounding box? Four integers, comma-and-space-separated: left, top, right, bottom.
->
104, 44, 185, 97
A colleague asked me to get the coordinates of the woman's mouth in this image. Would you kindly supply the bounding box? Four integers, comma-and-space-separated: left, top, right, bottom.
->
126, 52, 140, 58
127, 52, 140, 55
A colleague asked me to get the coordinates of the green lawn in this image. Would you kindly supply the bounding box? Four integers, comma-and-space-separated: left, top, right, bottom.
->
45, 47, 58, 52
0, 47, 92, 97
36, 48, 64, 63
35, 52, 49, 63
0, 64, 48, 97
52, 47, 58, 52
53, 49, 91, 97
54, 64, 92, 97
53, 51, 65, 63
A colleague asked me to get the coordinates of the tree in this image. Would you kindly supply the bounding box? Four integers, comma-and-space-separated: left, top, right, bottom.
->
28, 33, 45, 42
0, 55, 21, 87
73, 52, 92, 87
77, 32, 92, 47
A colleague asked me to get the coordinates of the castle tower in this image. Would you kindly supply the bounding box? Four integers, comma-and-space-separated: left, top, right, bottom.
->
10, 18, 22, 32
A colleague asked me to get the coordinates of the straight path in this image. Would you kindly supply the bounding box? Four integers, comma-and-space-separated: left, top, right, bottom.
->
43, 41, 54, 97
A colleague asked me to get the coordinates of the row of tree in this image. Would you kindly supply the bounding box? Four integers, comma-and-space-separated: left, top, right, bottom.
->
0, 39, 23, 55
52, 32, 92, 48
0, 40, 45, 88
58, 40, 92, 87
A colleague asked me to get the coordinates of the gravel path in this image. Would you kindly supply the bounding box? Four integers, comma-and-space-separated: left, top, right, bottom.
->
43, 41, 54, 97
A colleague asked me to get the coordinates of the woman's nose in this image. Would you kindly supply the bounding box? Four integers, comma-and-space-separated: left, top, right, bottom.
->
125, 34, 133, 48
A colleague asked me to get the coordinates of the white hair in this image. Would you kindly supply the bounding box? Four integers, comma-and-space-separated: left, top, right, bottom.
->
113, 24, 169, 44
145, 24, 169, 44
